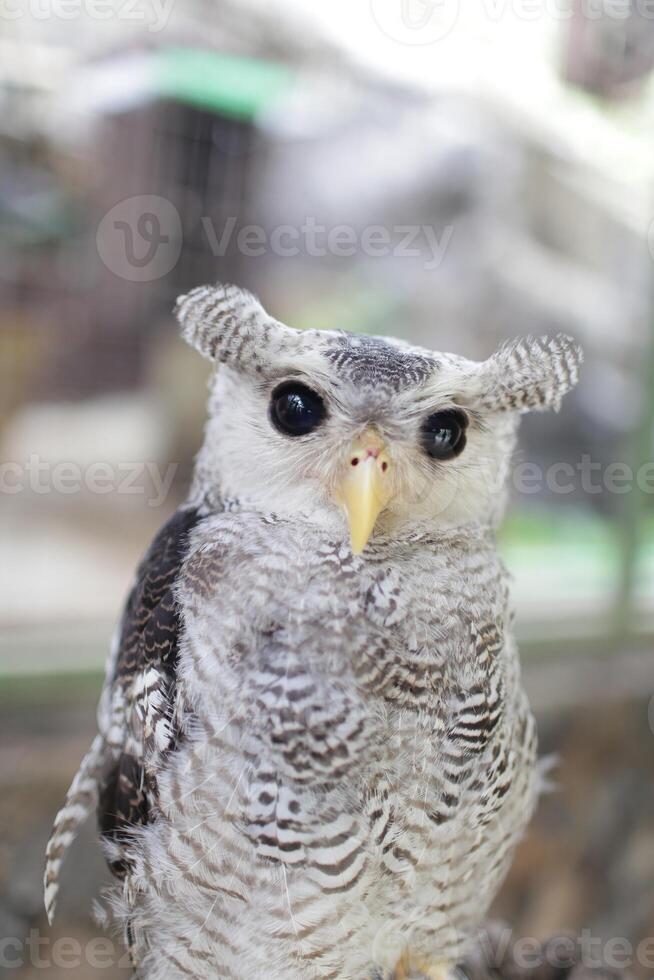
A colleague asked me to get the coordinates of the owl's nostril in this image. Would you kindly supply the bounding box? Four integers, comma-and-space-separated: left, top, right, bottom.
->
351, 457, 359, 467
381, 461, 388, 473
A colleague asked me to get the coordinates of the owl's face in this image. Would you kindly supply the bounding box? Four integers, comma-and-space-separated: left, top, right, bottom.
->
177, 285, 582, 552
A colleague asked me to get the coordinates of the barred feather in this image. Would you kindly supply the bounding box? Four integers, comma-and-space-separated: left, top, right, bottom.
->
480, 334, 583, 413
44, 734, 104, 924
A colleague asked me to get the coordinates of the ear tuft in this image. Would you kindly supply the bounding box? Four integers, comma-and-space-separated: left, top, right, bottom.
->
174, 282, 275, 365
480, 334, 583, 413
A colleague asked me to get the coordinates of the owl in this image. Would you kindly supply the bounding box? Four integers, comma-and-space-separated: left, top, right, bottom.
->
44, 284, 582, 980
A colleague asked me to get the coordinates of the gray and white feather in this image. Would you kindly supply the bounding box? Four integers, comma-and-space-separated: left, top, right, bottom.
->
45, 283, 582, 980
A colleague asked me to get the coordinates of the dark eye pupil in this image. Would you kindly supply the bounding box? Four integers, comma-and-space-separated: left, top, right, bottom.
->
271, 382, 326, 437
422, 410, 468, 460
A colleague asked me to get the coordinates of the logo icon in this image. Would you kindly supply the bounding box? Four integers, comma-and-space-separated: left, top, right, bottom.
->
96, 195, 182, 282
370, 0, 460, 45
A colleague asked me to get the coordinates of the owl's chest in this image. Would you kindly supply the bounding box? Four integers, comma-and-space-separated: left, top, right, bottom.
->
163, 528, 533, 977
182, 524, 510, 729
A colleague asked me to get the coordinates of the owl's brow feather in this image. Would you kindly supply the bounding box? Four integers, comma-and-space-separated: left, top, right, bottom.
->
251, 370, 338, 410
254, 365, 323, 384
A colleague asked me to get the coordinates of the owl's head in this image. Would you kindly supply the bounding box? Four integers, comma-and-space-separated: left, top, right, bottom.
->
176, 284, 582, 553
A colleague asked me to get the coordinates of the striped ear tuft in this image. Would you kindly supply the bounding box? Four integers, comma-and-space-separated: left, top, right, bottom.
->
479, 334, 583, 413
174, 283, 286, 368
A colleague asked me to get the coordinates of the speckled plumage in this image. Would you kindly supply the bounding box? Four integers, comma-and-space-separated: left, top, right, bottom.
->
45, 284, 582, 980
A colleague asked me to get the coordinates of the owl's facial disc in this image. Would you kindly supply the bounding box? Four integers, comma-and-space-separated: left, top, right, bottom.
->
334, 428, 393, 555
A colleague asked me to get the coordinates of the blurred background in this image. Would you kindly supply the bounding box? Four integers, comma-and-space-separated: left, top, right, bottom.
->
1, 0, 654, 976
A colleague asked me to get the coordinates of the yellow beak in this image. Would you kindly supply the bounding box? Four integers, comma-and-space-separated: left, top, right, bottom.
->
336, 430, 393, 555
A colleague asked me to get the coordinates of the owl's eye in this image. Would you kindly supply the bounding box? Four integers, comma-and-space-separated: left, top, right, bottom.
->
270, 381, 326, 437
421, 409, 468, 460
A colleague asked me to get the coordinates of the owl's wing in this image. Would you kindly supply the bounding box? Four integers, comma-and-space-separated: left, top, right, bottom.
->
44, 505, 203, 923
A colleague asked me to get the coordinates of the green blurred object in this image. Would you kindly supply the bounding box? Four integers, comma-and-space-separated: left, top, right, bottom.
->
290, 286, 402, 334
614, 287, 654, 640
154, 47, 294, 120
0, 671, 104, 706
500, 506, 620, 594
500, 505, 654, 646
